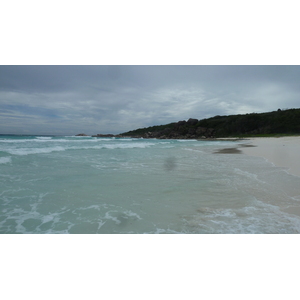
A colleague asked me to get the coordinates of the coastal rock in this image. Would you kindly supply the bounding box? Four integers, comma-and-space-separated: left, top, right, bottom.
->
125, 123, 216, 139
76, 133, 89, 136
177, 120, 187, 126
187, 118, 198, 125
196, 127, 206, 135
92, 134, 115, 138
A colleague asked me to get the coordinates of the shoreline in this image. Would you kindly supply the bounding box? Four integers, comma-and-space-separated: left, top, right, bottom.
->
237, 137, 300, 177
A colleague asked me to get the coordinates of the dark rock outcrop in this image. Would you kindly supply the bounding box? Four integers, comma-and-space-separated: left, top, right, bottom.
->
92, 134, 115, 138
123, 119, 215, 139
177, 120, 187, 126
187, 118, 198, 125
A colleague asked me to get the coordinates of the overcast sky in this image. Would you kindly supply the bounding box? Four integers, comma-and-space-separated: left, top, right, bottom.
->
1, 65, 300, 135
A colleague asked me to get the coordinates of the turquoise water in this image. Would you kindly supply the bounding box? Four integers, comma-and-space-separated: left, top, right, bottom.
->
1, 135, 300, 233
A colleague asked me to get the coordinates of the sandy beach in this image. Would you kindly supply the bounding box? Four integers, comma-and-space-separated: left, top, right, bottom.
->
239, 137, 300, 177
215, 137, 300, 217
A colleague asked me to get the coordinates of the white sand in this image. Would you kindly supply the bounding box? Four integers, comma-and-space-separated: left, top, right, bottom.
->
240, 137, 300, 177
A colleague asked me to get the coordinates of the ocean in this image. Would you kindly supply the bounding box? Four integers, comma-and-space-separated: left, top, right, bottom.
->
1, 135, 300, 234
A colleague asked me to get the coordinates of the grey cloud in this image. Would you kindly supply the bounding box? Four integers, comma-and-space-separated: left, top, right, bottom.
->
1, 65, 300, 135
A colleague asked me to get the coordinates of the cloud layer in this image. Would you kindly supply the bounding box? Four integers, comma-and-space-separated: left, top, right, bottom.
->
1, 65, 300, 135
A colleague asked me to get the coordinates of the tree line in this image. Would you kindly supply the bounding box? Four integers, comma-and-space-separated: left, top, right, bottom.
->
121, 108, 300, 138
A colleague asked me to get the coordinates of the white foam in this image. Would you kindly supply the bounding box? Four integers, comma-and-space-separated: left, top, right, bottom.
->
123, 210, 142, 220
185, 200, 300, 234
35, 137, 52, 140
184, 148, 204, 153
0, 139, 30, 143
177, 139, 198, 142
68, 135, 91, 138
40, 211, 61, 224
40, 138, 98, 143
118, 138, 134, 141
0, 157, 11, 164
97, 221, 106, 230
234, 168, 259, 181
77, 205, 101, 211
104, 211, 121, 225
3, 141, 156, 156
101, 142, 156, 149
7, 146, 66, 155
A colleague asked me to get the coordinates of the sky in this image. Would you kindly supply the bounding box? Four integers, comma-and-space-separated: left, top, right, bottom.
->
1, 65, 300, 135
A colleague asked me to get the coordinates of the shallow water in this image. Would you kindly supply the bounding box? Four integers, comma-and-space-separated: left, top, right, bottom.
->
1, 135, 300, 233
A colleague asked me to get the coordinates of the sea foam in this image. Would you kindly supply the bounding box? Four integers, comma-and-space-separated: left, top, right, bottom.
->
0, 157, 11, 164
6, 146, 66, 156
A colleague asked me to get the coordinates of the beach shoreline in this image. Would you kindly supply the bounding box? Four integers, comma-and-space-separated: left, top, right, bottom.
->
237, 137, 300, 177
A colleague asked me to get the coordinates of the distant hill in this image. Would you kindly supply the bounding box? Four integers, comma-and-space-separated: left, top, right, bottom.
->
120, 108, 300, 139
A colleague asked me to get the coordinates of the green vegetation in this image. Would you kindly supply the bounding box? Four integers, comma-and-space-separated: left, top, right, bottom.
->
122, 123, 176, 137
121, 108, 300, 138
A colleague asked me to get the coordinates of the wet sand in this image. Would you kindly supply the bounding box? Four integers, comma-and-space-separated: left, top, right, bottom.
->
214, 147, 242, 154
